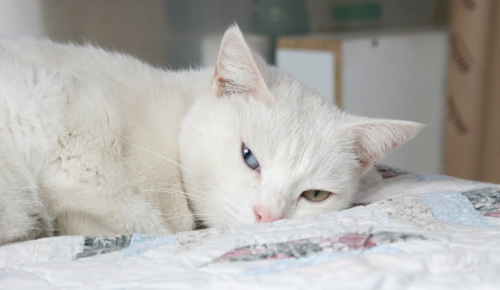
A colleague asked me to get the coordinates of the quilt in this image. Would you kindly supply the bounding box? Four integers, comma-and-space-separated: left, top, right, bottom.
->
1, 165, 500, 289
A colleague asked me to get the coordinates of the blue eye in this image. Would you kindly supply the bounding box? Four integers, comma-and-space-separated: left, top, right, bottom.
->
242, 144, 260, 170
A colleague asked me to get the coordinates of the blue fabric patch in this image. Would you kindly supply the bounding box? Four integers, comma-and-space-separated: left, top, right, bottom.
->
412, 172, 456, 182
122, 234, 176, 258
0, 272, 16, 279
242, 245, 405, 277
419, 192, 494, 228
366, 245, 406, 254
242, 251, 348, 276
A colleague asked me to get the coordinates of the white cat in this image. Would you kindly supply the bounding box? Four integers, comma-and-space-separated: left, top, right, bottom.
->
0, 26, 421, 246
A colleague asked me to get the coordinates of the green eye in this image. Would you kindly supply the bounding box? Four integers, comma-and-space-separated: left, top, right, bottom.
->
301, 190, 331, 202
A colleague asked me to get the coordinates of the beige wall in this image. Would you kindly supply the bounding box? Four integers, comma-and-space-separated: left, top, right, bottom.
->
0, 0, 253, 68
0, 0, 45, 36
42, 0, 173, 67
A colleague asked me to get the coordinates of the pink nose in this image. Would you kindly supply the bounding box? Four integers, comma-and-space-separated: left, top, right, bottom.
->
254, 206, 280, 223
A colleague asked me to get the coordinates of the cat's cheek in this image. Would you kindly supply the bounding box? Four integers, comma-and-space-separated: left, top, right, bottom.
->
207, 172, 261, 227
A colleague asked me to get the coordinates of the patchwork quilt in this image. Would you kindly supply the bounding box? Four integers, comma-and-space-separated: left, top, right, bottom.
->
1, 166, 500, 289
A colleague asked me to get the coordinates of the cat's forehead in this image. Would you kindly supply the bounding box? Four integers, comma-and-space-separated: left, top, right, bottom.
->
235, 75, 353, 185
237, 88, 343, 144
269, 74, 345, 137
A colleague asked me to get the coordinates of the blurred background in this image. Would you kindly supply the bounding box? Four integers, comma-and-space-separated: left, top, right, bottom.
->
0, 0, 449, 67
1, 0, 499, 183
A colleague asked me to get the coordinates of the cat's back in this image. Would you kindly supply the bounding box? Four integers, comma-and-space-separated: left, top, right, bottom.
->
0, 38, 132, 181
0, 37, 173, 91
0, 37, 156, 140
0, 38, 200, 240
0, 50, 70, 158
0, 45, 76, 244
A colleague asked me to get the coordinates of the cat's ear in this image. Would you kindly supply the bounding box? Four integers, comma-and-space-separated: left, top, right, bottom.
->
212, 25, 272, 103
345, 119, 423, 175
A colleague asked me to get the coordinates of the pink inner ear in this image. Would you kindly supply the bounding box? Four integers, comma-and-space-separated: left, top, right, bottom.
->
355, 146, 370, 169
354, 138, 389, 172
350, 121, 422, 174
211, 26, 274, 105
212, 61, 230, 97
213, 69, 237, 98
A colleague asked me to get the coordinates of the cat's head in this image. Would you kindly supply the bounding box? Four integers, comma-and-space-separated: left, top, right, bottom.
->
179, 25, 421, 228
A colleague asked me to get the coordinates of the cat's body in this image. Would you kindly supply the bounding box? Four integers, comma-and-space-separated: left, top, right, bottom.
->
0, 26, 421, 246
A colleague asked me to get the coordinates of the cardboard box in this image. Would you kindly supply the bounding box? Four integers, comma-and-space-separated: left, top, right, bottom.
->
480, 1, 500, 183
443, 0, 492, 180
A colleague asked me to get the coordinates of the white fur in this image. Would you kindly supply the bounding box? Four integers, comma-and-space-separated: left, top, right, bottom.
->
0, 26, 421, 245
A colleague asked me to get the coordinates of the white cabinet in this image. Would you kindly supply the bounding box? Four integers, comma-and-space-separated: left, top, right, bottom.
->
277, 28, 448, 174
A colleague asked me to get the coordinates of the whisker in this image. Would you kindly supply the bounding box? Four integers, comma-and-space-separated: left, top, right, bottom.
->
133, 145, 211, 189
128, 145, 245, 230
141, 188, 208, 204
218, 199, 245, 224
161, 212, 215, 223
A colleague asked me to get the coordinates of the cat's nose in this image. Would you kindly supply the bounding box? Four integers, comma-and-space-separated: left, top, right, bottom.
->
254, 205, 280, 223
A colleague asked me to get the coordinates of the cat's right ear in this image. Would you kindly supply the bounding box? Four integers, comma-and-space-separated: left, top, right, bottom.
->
212, 25, 272, 104
345, 119, 423, 175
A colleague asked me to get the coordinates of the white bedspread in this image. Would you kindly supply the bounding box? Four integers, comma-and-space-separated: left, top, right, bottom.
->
2, 166, 500, 289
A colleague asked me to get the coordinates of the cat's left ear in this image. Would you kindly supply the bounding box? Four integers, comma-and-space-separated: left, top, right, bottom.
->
345, 119, 423, 175
212, 25, 272, 103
